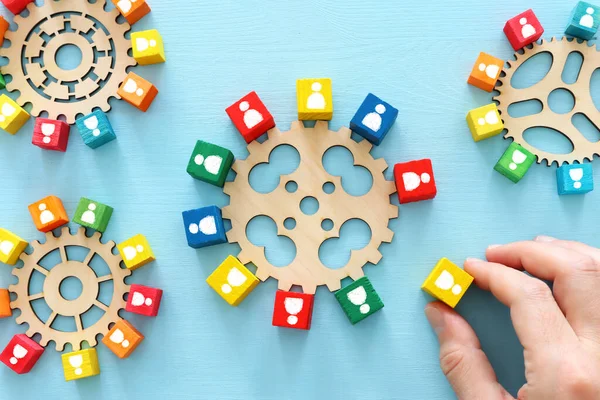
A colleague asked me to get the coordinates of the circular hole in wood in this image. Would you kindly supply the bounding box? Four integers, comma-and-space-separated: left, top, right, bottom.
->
285, 181, 298, 193
300, 197, 319, 215
321, 219, 333, 231
59, 276, 84, 301
284, 218, 296, 230
323, 182, 335, 194
55, 43, 83, 71
548, 88, 575, 114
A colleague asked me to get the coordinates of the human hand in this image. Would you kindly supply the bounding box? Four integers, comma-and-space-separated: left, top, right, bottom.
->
424, 237, 600, 400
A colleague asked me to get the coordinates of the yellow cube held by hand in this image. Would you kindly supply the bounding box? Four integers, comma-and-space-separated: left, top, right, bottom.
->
296, 78, 333, 120
0, 95, 29, 135
61, 348, 100, 381
131, 29, 166, 65
117, 234, 155, 270
0, 228, 28, 265
466, 103, 504, 142
206, 256, 259, 306
422, 258, 474, 308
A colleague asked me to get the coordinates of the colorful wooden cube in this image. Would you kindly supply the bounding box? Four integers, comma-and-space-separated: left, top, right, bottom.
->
566, 2, 600, 40
73, 197, 113, 232
467, 52, 504, 92
126, 284, 163, 317
0, 289, 11, 318
296, 78, 333, 120
350, 93, 398, 145
0, 16, 9, 47
0, 72, 5, 91
466, 103, 504, 142
394, 159, 437, 204
28, 195, 69, 233
131, 29, 165, 65
422, 258, 474, 308
504, 9, 544, 50
226, 91, 275, 143
187, 140, 234, 187
61, 348, 99, 381
111, 0, 150, 25
117, 72, 158, 112
335, 277, 384, 324
0, 94, 29, 135
75, 110, 116, 149
182, 206, 227, 249
1, 0, 34, 14
557, 163, 594, 195
206, 256, 259, 306
32, 118, 70, 151
0, 335, 43, 374
102, 319, 144, 359
0, 228, 27, 265
272, 290, 314, 330
117, 234, 155, 270
494, 142, 536, 183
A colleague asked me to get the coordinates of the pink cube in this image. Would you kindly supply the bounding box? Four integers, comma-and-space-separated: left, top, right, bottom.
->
126, 284, 163, 317
504, 9, 544, 50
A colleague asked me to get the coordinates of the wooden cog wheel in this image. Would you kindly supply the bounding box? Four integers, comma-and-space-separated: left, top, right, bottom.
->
222, 121, 398, 295
494, 37, 600, 166
9, 227, 131, 351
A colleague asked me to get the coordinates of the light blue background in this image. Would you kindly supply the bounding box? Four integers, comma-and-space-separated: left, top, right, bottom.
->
0, 0, 598, 399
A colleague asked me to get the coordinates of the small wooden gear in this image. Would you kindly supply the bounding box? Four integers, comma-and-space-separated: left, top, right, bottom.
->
222, 121, 398, 295
0, 0, 136, 123
495, 37, 600, 166
10, 227, 130, 351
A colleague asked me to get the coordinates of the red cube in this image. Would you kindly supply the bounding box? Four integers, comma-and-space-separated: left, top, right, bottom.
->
226, 91, 275, 143
32, 118, 70, 152
272, 290, 314, 330
394, 159, 437, 204
503, 9, 544, 50
0, 334, 44, 374
126, 284, 163, 317
1, 0, 34, 14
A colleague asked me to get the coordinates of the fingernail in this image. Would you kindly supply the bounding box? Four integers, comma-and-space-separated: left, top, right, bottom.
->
487, 244, 501, 250
425, 305, 445, 335
535, 235, 556, 242
465, 257, 484, 265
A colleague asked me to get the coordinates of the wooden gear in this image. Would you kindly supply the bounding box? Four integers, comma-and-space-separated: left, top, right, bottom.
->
495, 37, 600, 166
10, 227, 131, 351
0, 0, 135, 124
222, 121, 398, 295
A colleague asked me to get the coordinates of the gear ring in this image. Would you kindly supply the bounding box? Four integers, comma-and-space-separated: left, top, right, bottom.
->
9, 227, 131, 351
222, 121, 398, 294
494, 37, 600, 166
0, 0, 136, 124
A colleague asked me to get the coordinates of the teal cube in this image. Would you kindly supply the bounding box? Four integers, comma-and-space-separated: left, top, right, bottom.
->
76, 111, 116, 149
73, 197, 113, 232
186, 140, 234, 187
335, 277, 384, 325
565, 2, 600, 40
494, 142, 536, 183
557, 163, 594, 195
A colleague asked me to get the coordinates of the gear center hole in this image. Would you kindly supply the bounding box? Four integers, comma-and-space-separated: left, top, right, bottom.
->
548, 88, 575, 114
55, 44, 83, 71
300, 197, 319, 215
59, 276, 84, 301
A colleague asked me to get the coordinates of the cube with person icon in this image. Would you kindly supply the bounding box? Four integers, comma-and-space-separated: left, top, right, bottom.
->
494, 142, 536, 183
32, 118, 70, 152
2, 0, 34, 15
467, 52, 504, 92
466, 103, 504, 142
28, 195, 69, 233
566, 1, 600, 40
0, 228, 28, 265
0, 94, 29, 135
226, 91, 276, 143
73, 197, 114, 233
557, 163, 594, 195
0, 16, 7, 47
350, 93, 399, 145
296, 78, 333, 120
422, 258, 474, 308
393, 159, 437, 204
117, 72, 159, 112
187, 140, 235, 187
61, 348, 100, 381
102, 319, 144, 359
0, 289, 11, 318
335, 276, 384, 325
75, 110, 116, 149
126, 284, 163, 317
0, 334, 44, 374
182, 205, 227, 249
111, 0, 150, 25
131, 29, 166, 65
117, 234, 156, 270
206, 255, 259, 306
272, 290, 315, 330
504, 9, 544, 50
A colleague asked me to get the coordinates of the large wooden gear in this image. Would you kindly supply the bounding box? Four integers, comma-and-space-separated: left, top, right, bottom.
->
10, 227, 131, 351
0, 0, 135, 123
494, 37, 600, 166
222, 121, 398, 295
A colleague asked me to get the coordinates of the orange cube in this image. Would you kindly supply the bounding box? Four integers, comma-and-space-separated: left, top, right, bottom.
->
102, 319, 144, 359
28, 195, 69, 233
467, 52, 504, 92
118, 72, 158, 112
0, 17, 9, 47
0, 289, 11, 318
112, 0, 151, 25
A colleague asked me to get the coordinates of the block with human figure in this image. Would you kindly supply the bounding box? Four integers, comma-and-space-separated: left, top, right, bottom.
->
1, 0, 34, 14
126, 284, 163, 317
28, 195, 69, 233
504, 9, 544, 50
182, 205, 227, 249
111, 0, 150, 25
102, 319, 144, 359
557, 163, 594, 195
272, 290, 315, 330
117, 72, 158, 112
422, 258, 474, 308
75, 110, 116, 149
0, 94, 29, 135
296, 78, 333, 120
0, 72, 5, 90
350, 93, 398, 145
0, 288, 10, 318
466, 103, 504, 142
494, 142, 536, 183
0, 228, 28, 265
73, 197, 114, 232
566, 1, 600, 40
226, 91, 275, 143
394, 159, 437, 204
32, 118, 70, 151
187, 140, 234, 187
61, 348, 100, 381
206, 255, 259, 306
467, 52, 504, 92
335, 277, 384, 324
0, 334, 44, 374
131, 29, 166, 65
117, 234, 155, 271
0, 16, 8, 47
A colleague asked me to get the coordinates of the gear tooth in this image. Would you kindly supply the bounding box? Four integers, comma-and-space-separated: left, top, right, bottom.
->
325, 280, 342, 292
358, 139, 373, 152
389, 205, 399, 219
254, 267, 270, 281
237, 251, 251, 264
221, 205, 232, 219
39, 337, 49, 347
14, 314, 24, 325
55, 341, 66, 352
382, 228, 395, 243
60, 226, 70, 236
290, 121, 305, 130
267, 127, 281, 139
367, 250, 383, 264
246, 140, 261, 154
87, 337, 98, 348
314, 120, 329, 131
30, 240, 41, 250
348, 267, 366, 281
338, 126, 352, 138
222, 182, 233, 196
278, 280, 294, 292
226, 230, 239, 244
375, 158, 388, 172
91, 231, 102, 241
230, 161, 240, 174
25, 329, 35, 337
387, 181, 398, 196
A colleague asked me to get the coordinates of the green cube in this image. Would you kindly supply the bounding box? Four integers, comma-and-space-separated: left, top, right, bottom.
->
73, 197, 113, 232
186, 140, 234, 187
0, 73, 5, 90
335, 276, 384, 324
494, 142, 536, 183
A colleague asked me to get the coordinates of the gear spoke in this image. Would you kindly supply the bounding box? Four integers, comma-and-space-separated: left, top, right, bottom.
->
45, 311, 57, 327
97, 274, 112, 283
28, 293, 44, 302
33, 264, 49, 276
83, 249, 95, 266
59, 245, 67, 263
74, 314, 83, 332
93, 300, 108, 312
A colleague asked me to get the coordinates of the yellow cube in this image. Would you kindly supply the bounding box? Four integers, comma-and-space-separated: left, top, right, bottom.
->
0, 95, 29, 135
422, 258, 474, 308
131, 29, 166, 65
0, 228, 28, 265
206, 256, 259, 306
296, 78, 333, 120
61, 348, 100, 381
466, 103, 504, 142
117, 234, 155, 271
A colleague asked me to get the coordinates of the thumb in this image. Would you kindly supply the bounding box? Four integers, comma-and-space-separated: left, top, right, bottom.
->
425, 302, 514, 400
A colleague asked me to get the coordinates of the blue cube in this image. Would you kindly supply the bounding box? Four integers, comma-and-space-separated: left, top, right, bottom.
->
182, 206, 227, 248
556, 164, 594, 195
76, 110, 116, 149
565, 1, 600, 40
350, 93, 398, 145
